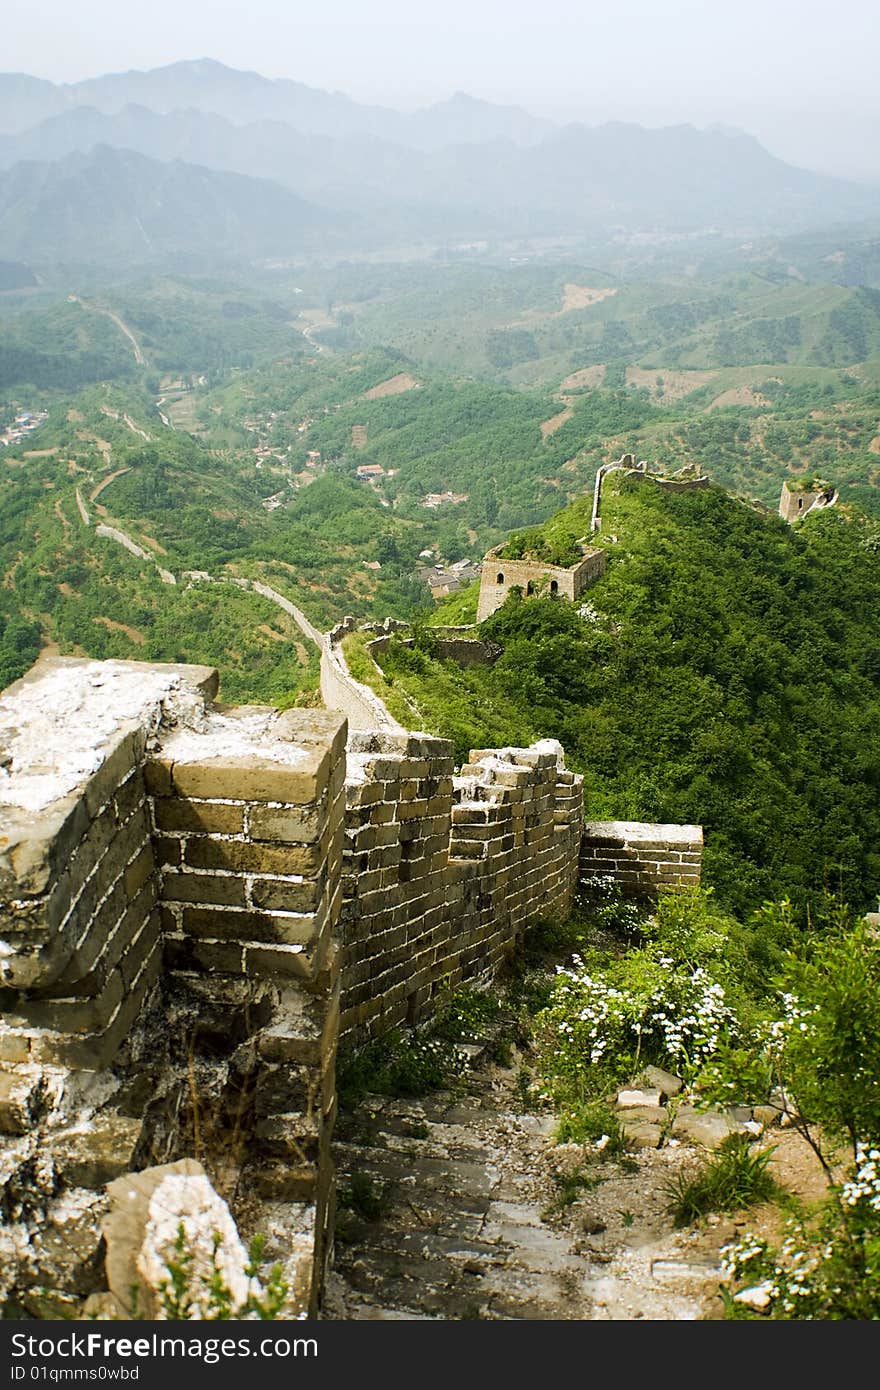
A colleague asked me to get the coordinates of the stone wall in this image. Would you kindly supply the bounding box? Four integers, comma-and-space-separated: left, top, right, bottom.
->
339, 736, 582, 1041
623, 472, 711, 495
320, 628, 404, 734
476, 546, 606, 622
580, 820, 703, 897
0, 658, 345, 1317
430, 633, 503, 668
0, 655, 700, 1318
778, 481, 837, 523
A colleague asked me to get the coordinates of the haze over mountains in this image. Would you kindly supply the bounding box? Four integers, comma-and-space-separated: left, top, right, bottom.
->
1, 58, 879, 273
0, 60, 554, 147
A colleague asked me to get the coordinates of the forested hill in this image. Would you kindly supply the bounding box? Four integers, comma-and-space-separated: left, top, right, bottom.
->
377, 477, 880, 916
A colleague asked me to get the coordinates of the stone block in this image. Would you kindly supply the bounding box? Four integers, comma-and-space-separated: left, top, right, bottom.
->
123, 843, 155, 898
164, 934, 244, 976
249, 804, 326, 845
672, 1106, 746, 1148
153, 799, 246, 835
184, 837, 320, 876
162, 873, 249, 908
168, 748, 331, 805
250, 878, 322, 914
180, 905, 320, 947
54, 1113, 144, 1189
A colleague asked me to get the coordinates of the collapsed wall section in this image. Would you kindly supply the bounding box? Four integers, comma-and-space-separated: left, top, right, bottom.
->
0, 658, 217, 1069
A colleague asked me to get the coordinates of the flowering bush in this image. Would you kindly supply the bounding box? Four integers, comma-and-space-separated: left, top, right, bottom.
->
721, 1148, 880, 1319
576, 874, 644, 940
536, 948, 739, 1096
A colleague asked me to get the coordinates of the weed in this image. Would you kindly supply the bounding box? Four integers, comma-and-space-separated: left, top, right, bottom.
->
158, 1224, 287, 1320
337, 1172, 395, 1222
516, 1065, 536, 1108
554, 1100, 628, 1157
543, 1164, 600, 1217
337, 1030, 464, 1103
664, 1134, 782, 1227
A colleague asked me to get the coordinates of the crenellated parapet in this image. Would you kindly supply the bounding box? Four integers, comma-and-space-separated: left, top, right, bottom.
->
339, 734, 583, 1042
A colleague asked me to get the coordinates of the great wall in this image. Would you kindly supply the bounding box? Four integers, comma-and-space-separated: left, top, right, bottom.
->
0, 458, 712, 1318
0, 647, 701, 1318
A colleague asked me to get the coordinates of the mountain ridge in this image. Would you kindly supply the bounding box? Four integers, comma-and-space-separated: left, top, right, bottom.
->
0, 58, 553, 149
0, 144, 345, 266
1, 96, 877, 256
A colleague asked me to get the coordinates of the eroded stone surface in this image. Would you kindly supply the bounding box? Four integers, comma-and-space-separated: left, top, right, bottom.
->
326, 1061, 728, 1321
103, 1159, 254, 1319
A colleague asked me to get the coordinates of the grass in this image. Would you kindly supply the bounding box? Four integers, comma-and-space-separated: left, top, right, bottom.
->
337, 1028, 464, 1104
337, 984, 519, 1106
554, 1099, 628, 1155
428, 581, 480, 626
337, 1173, 395, 1222
340, 630, 423, 728
664, 1134, 783, 1227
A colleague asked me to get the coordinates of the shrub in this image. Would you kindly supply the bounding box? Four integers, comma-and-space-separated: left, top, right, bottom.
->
664, 1134, 781, 1227
159, 1226, 287, 1320
721, 1147, 880, 1318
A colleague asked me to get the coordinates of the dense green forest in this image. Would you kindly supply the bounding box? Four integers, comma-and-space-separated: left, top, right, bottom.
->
2, 247, 880, 920
373, 478, 880, 917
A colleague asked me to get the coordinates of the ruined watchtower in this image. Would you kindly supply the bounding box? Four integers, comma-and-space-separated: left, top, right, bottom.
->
476, 540, 606, 622
779, 477, 837, 523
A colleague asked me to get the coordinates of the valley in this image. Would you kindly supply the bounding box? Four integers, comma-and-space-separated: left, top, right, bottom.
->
2, 40, 880, 1329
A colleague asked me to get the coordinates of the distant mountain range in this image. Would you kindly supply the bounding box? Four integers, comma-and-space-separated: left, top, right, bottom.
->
0, 146, 339, 266
1, 59, 878, 271
0, 60, 553, 148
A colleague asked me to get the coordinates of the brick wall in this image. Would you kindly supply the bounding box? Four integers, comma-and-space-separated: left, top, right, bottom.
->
339, 735, 583, 1041
580, 819, 703, 897
0, 655, 699, 1318
476, 546, 606, 622
0, 659, 346, 1316
146, 705, 346, 1261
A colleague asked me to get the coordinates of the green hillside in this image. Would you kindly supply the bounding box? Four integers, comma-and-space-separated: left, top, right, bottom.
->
371, 478, 880, 917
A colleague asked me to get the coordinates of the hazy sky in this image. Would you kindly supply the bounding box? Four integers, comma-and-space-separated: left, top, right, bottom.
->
5, 0, 879, 176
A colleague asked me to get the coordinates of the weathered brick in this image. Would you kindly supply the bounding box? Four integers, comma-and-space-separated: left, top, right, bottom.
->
248, 803, 325, 844
163, 873, 249, 908
250, 878, 322, 914
181, 905, 321, 946
184, 838, 319, 876
82, 730, 141, 818
153, 799, 245, 835
124, 843, 155, 898
169, 749, 331, 804
164, 935, 244, 975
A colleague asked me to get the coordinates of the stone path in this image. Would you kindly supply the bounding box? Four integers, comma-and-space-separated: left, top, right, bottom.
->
324, 1062, 731, 1321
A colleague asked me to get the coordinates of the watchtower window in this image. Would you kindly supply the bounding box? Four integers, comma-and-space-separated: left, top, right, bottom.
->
798, 498, 804, 510
496, 572, 505, 584
526, 581, 535, 596
550, 579, 559, 594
